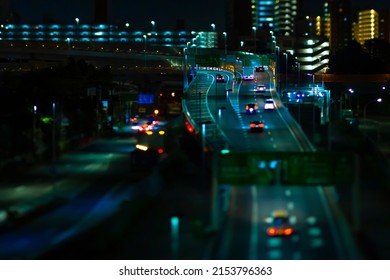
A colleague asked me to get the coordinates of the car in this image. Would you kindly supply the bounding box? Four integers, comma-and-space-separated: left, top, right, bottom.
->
264, 99, 275, 110
255, 84, 266, 92
245, 103, 258, 114
255, 66, 265, 72
249, 120, 264, 132
267, 210, 294, 236
216, 74, 225, 82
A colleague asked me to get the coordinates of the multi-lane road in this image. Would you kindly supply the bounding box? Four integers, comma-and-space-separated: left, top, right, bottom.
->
184, 68, 361, 259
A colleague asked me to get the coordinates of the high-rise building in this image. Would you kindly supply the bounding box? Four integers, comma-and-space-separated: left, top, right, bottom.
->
322, 1, 331, 38
274, 0, 298, 36
328, 0, 352, 55
226, 0, 252, 50
94, 0, 108, 24
252, 0, 276, 30
0, 0, 12, 22
378, 9, 390, 43
353, 9, 379, 45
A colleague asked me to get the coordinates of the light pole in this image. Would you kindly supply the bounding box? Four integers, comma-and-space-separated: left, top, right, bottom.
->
284, 52, 288, 90
223, 32, 227, 55
32, 105, 37, 156
66, 37, 70, 51
151, 20, 155, 31
296, 59, 300, 86
211, 23, 215, 32
75, 17, 79, 42
276, 46, 280, 93
51, 101, 57, 196
143, 34, 147, 68
364, 98, 382, 124
307, 73, 315, 93
252, 26, 257, 54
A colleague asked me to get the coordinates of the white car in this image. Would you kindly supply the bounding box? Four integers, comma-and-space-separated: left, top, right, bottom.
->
264, 99, 275, 110
255, 84, 266, 92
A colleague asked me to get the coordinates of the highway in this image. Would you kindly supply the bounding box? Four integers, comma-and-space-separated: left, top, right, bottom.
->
183, 67, 360, 259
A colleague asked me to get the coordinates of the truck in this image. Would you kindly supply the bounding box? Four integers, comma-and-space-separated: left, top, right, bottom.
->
242, 66, 254, 81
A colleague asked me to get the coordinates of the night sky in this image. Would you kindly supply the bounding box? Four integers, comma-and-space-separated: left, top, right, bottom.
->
10, 0, 390, 30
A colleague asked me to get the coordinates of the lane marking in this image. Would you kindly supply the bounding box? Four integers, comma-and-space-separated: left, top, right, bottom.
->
249, 186, 259, 260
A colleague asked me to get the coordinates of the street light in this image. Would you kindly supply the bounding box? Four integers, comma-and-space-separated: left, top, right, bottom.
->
275, 46, 280, 93
66, 37, 70, 51
252, 26, 257, 54
296, 59, 300, 86
364, 98, 382, 124
75, 17, 79, 42
143, 34, 147, 68
32, 105, 37, 156
151, 20, 155, 31
223, 32, 227, 55
284, 52, 288, 90
211, 23, 215, 32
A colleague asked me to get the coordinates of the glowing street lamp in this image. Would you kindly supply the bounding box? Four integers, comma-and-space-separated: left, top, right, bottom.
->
75, 18, 79, 42
364, 98, 382, 124
151, 20, 155, 31
252, 26, 257, 54
211, 23, 215, 32
223, 32, 227, 55
143, 34, 147, 67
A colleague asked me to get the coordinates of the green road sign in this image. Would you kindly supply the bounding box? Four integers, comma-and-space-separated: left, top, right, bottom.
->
195, 55, 220, 67
218, 151, 357, 186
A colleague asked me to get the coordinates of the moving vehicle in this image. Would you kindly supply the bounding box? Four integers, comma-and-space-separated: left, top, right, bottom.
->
255, 84, 266, 93
245, 103, 258, 114
249, 120, 264, 132
267, 210, 293, 236
255, 66, 265, 72
216, 73, 225, 82
242, 66, 254, 81
264, 99, 275, 110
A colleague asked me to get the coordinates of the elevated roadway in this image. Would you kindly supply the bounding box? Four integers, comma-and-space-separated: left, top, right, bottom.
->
182, 66, 361, 260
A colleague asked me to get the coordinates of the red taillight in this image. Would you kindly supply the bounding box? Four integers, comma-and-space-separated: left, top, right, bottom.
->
259, 123, 264, 128
267, 228, 276, 236
158, 148, 164, 154
284, 228, 293, 236
250, 123, 255, 128
245, 105, 249, 110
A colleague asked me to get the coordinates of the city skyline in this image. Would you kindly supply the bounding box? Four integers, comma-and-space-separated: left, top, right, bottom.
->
8, 0, 389, 31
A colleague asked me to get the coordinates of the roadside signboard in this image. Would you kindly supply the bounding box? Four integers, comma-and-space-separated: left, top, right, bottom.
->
218, 151, 357, 186
195, 55, 220, 67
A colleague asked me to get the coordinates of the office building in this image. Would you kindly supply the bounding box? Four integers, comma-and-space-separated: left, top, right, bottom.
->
328, 0, 352, 55
353, 9, 379, 46
94, 0, 109, 24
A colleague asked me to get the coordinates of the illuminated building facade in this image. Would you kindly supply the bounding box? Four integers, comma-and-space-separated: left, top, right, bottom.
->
353, 9, 379, 45
274, 0, 298, 36
0, 24, 217, 48
294, 38, 330, 73
252, 0, 276, 29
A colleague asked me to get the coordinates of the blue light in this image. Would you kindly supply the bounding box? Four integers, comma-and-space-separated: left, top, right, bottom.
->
269, 160, 278, 169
